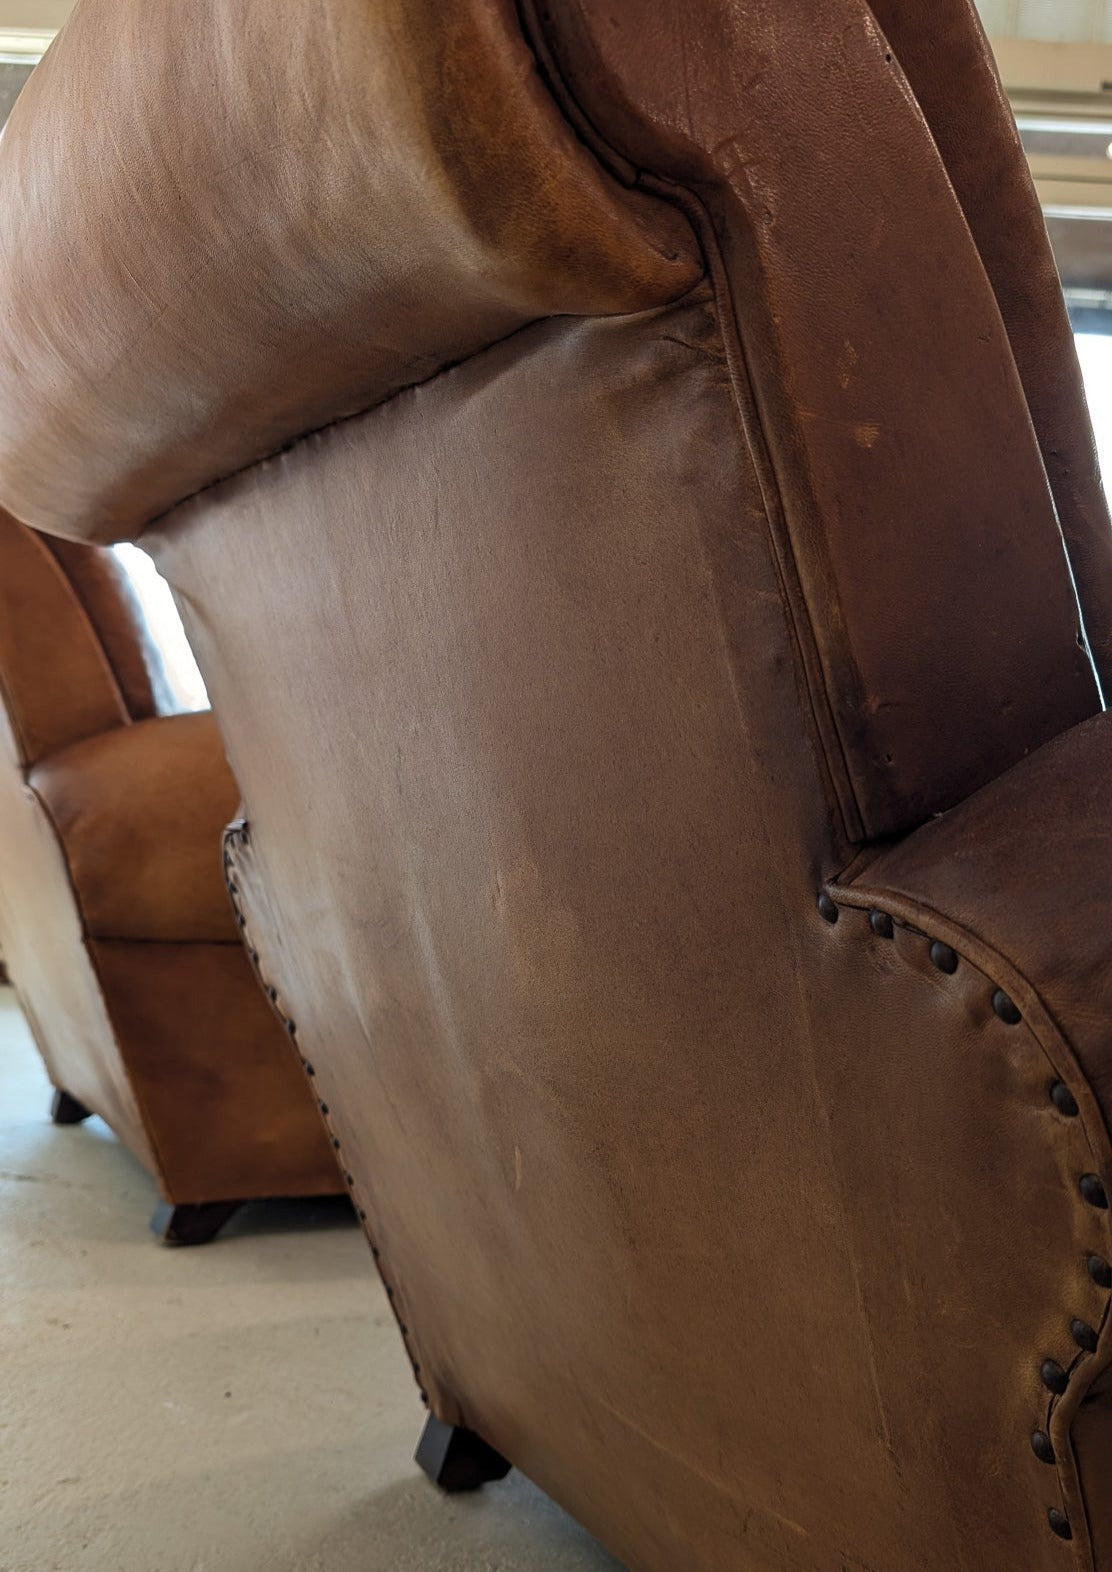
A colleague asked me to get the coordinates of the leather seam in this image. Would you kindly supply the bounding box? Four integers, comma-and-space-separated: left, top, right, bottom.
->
827, 880, 1112, 1566
221, 818, 432, 1410
151, 317, 587, 531
516, 0, 863, 846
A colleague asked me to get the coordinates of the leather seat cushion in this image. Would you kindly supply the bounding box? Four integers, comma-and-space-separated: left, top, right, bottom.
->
29, 710, 239, 943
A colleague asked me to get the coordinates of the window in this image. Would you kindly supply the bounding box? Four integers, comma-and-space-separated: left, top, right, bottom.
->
113, 545, 209, 713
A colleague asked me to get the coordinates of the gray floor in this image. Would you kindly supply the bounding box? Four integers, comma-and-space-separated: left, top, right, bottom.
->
0, 987, 620, 1572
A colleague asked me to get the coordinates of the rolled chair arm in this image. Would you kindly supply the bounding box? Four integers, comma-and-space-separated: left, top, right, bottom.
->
828, 710, 1112, 1563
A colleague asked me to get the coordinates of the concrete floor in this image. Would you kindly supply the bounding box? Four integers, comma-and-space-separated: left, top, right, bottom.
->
0, 987, 621, 1572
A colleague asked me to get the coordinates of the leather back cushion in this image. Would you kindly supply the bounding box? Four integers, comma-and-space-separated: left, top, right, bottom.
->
0, 0, 697, 543
0, 513, 129, 765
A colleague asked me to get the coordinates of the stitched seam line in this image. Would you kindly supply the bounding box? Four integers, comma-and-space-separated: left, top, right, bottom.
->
516, 0, 864, 844
151, 317, 567, 530
221, 819, 429, 1408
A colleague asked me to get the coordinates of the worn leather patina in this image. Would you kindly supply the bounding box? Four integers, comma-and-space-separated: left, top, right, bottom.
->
1, 0, 1111, 1563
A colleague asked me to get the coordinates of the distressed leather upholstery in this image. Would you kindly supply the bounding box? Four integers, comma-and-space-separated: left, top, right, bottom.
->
3, 0, 1112, 1565
0, 512, 340, 1207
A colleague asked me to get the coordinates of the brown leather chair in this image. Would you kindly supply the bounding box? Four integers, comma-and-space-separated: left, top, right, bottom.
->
0, 512, 341, 1242
3, 0, 1112, 1563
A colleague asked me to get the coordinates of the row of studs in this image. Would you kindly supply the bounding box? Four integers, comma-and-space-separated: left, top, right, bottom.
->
222, 823, 429, 1406
819, 890, 1111, 1547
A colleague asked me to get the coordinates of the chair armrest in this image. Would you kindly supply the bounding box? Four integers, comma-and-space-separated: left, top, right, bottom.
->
837, 711, 1112, 1114
29, 710, 239, 942
828, 710, 1112, 1561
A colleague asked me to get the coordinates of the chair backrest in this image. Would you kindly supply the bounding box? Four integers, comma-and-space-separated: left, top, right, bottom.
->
0, 511, 173, 768
0, 4, 1108, 1569
0, 0, 1101, 833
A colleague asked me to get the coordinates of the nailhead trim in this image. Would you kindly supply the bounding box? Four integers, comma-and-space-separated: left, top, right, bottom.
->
820, 890, 1112, 1550
929, 941, 958, 976
1072, 1319, 1100, 1355
1048, 1507, 1073, 1542
992, 989, 1022, 1026
1051, 1082, 1081, 1119
1041, 1359, 1069, 1397
223, 822, 428, 1406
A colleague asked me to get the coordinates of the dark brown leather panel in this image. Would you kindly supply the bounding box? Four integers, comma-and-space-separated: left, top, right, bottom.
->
866, 0, 1112, 698
1074, 1386, 1112, 1572
151, 294, 1099, 1569
531, 0, 1101, 839
0, 508, 128, 766
30, 711, 240, 943
0, 0, 699, 543
0, 704, 158, 1172
842, 711, 1112, 1123
90, 940, 341, 1204
42, 536, 177, 719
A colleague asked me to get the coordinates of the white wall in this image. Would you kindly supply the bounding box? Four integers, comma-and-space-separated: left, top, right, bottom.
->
0, 0, 70, 26
977, 0, 1112, 43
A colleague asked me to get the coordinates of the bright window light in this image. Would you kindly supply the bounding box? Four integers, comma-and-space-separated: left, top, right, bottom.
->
1075, 334, 1112, 486
113, 544, 209, 714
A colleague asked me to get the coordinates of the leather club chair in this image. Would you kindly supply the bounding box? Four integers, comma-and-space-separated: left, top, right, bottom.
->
2, 0, 1112, 1564
0, 512, 342, 1242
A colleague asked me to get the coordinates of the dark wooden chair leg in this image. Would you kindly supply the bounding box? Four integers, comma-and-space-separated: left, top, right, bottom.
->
50, 1088, 92, 1125
415, 1414, 512, 1493
150, 1200, 243, 1246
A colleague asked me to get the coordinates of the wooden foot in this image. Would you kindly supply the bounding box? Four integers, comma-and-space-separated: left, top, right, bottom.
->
150, 1200, 243, 1247
415, 1415, 512, 1493
50, 1088, 92, 1125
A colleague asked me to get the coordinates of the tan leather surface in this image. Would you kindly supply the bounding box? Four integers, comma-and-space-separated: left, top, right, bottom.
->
42, 535, 177, 719
7, 0, 1112, 1564
531, 0, 1101, 839
0, 508, 128, 766
0, 0, 698, 543
151, 286, 1111, 1567
31, 711, 241, 943
866, 0, 1112, 698
90, 940, 342, 1204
